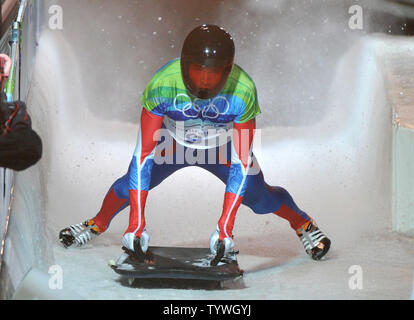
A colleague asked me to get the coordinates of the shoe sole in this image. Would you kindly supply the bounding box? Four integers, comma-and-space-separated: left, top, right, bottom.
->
311, 238, 331, 261
59, 228, 75, 248
210, 241, 225, 266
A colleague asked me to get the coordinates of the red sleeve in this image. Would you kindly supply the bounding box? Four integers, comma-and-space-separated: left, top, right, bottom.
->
218, 119, 256, 241
138, 108, 164, 164
232, 119, 256, 169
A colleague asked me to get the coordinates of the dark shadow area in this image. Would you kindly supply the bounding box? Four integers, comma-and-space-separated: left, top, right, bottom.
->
367, 10, 414, 35
392, 0, 414, 5
117, 276, 246, 290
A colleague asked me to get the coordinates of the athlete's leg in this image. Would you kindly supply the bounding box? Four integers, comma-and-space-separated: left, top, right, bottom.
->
200, 143, 330, 259
91, 173, 130, 232
92, 137, 187, 232
242, 169, 312, 230
242, 167, 330, 260
198, 142, 312, 231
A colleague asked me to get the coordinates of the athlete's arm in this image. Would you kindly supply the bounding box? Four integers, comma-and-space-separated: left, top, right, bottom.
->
217, 118, 256, 241
124, 108, 164, 238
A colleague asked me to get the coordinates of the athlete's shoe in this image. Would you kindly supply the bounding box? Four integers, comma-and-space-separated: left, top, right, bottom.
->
296, 220, 331, 260
59, 219, 101, 248
209, 227, 235, 266
117, 230, 150, 264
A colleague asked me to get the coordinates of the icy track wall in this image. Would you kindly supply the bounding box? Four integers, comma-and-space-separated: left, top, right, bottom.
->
0, 1, 74, 300
0, 0, 47, 299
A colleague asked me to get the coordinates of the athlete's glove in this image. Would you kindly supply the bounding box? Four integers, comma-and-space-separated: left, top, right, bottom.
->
0, 99, 31, 135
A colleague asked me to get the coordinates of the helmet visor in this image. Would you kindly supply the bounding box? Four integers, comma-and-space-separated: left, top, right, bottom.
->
188, 64, 226, 90
184, 62, 232, 99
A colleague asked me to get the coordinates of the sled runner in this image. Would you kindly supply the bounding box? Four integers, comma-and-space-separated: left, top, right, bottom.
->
109, 246, 243, 283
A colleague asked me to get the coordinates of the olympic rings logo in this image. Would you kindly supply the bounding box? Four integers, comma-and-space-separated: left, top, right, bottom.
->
173, 93, 230, 119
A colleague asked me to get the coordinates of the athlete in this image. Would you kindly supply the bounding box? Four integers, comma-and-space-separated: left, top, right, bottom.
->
59, 25, 331, 262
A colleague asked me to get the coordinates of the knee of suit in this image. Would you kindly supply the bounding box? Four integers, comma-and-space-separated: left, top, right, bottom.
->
111, 174, 130, 199
259, 185, 300, 211
242, 181, 300, 215
240, 173, 268, 208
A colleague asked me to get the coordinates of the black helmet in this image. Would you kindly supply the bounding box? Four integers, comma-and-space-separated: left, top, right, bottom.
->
181, 24, 235, 99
